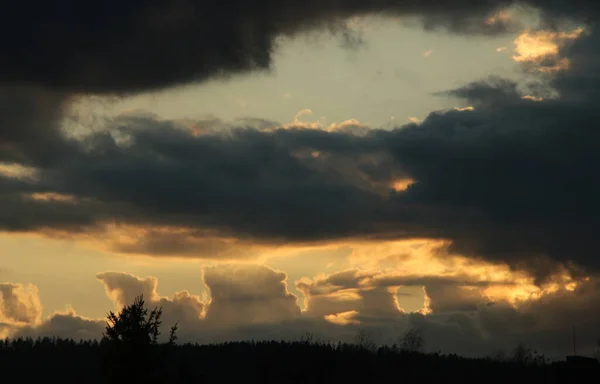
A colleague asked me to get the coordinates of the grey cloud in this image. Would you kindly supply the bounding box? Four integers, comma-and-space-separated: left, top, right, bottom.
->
5, 22, 600, 280
109, 229, 260, 260
424, 285, 486, 312
297, 270, 403, 321
203, 264, 301, 326
15, 311, 105, 341
2, 79, 599, 277
0, 87, 595, 280
435, 76, 523, 106
0, 86, 73, 167
372, 274, 515, 288
296, 269, 504, 320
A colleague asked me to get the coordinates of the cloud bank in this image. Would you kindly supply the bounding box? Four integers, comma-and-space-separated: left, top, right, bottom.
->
2, 264, 600, 359
2, 22, 600, 281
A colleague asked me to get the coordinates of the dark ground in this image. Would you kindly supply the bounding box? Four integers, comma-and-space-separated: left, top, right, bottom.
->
0, 337, 597, 383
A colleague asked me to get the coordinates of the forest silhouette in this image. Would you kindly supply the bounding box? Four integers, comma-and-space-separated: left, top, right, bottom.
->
0, 295, 597, 383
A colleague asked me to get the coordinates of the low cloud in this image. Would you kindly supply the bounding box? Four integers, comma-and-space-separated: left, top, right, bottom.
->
16, 308, 105, 341
1, 265, 599, 359
203, 264, 301, 326
0, 283, 42, 325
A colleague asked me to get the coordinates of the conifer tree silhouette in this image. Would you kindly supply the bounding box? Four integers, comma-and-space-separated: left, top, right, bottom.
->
101, 294, 177, 383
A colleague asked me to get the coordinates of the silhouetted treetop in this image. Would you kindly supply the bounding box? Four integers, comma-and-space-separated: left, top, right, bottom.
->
102, 294, 164, 347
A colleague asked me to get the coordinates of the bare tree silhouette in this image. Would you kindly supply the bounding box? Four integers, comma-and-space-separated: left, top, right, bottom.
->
510, 342, 546, 366
354, 328, 377, 352
399, 328, 424, 353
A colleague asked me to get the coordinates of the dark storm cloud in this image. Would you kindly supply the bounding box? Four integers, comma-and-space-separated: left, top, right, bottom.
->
0, 0, 511, 94
0, 86, 74, 166
5, 21, 600, 279
3, 5, 600, 278
3, 0, 599, 94
0, 118, 397, 242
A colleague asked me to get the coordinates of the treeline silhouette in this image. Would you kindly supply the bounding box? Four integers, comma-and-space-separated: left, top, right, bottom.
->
0, 295, 597, 383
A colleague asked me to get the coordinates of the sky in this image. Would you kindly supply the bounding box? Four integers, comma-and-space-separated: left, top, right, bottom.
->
1, 0, 600, 360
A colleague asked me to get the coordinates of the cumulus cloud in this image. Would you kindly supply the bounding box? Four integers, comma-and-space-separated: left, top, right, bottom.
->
0, 284, 102, 341
203, 264, 301, 326
2, 265, 600, 359
0, 283, 42, 325
16, 308, 105, 341
94, 265, 300, 340
96, 271, 205, 336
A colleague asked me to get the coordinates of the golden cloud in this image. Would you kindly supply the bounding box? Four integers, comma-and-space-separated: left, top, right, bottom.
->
391, 178, 415, 192
341, 239, 587, 309
485, 10, 511, 26
521, 95, 543, 102
512, 27, 584, 73
26, 192, 80, 204
454, 106, 475, 112
0, 162, 39, 182
324, 310, 360, 325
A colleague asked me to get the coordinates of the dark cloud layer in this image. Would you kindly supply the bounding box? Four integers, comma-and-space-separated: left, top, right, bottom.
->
3, 21, 600, 281
3, 5, 600, 280
1, 1, 598, 94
